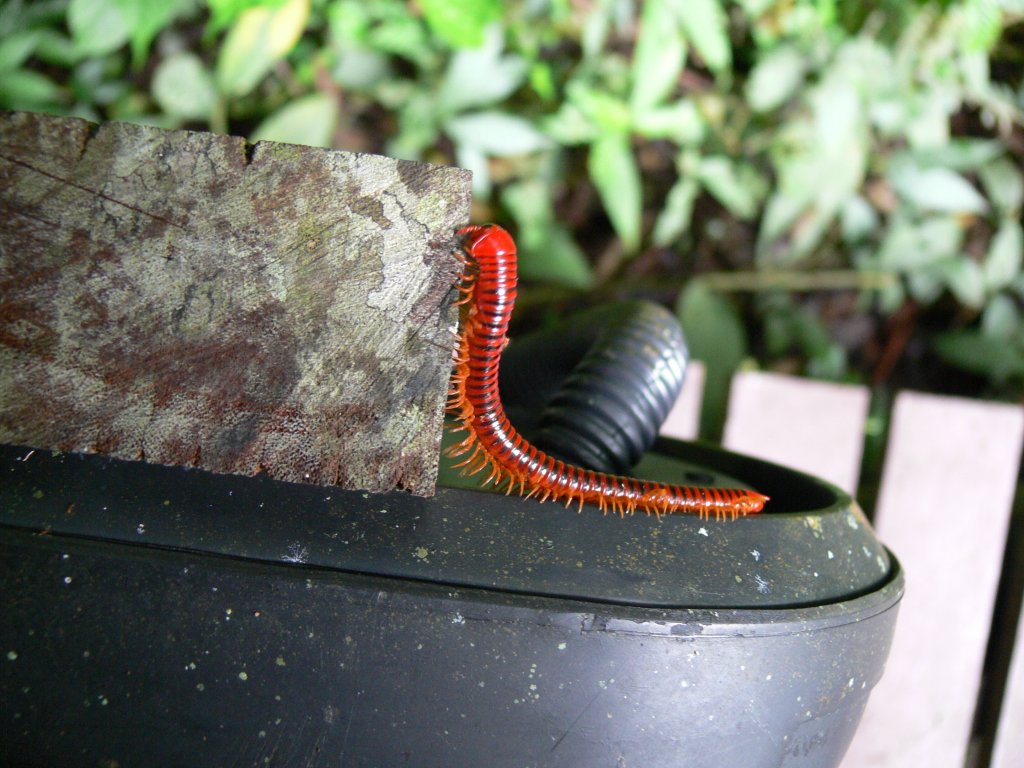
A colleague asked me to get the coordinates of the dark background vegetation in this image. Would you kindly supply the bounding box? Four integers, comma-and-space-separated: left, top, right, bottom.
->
2, 0, 1022, 442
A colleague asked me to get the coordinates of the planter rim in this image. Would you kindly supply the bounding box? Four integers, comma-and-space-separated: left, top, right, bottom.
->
0, 441, 898, 610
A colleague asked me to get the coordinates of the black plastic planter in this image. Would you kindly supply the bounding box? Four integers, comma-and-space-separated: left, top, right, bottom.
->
0, 440, 901, 768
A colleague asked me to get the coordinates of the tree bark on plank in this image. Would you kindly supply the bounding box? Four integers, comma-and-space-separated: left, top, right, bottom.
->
0, 111, 471, 496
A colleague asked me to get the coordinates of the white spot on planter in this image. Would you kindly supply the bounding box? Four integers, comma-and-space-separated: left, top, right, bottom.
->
750, 549, 761, 561
827, 550, 835, 560
238, 671, 248, 681
698, 527, 708, 537
281, 543, 309, 564
7, 651, 17, 661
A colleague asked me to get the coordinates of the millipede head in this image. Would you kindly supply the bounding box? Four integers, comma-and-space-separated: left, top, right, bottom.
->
457, 224, 517, 260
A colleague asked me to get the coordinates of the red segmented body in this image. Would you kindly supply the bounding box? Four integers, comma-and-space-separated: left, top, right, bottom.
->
446, 224, 768, 519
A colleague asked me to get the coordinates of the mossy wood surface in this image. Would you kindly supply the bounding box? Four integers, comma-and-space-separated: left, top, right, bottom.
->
0, 111, 470, 496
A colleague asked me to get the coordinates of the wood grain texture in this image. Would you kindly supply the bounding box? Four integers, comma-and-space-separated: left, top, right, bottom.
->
841, 392, 1024, 768
0, 111, 471, 496
722, 370, 870, 494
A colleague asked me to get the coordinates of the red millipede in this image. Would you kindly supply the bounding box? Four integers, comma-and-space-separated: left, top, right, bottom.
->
446, 224, 768, 519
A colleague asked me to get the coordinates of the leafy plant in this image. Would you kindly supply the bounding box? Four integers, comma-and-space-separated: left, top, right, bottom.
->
3, 0, 1023, 430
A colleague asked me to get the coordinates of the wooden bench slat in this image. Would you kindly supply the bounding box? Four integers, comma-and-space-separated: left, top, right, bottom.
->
841, 392, 1024, 767
660, 360, 705, 441
721, 370, 870, 493
992, 576, 1024, 767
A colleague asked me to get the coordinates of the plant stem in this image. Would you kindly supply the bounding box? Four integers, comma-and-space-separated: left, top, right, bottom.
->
699, 270, 897, 293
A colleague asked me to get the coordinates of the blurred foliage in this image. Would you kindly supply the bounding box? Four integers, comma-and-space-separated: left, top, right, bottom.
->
2, 0, 1023, 432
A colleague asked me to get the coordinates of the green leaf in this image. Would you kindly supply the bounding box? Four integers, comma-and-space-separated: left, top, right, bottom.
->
632, 100, 705, 144
677, 0, 731, 75
630, 0, 685, 111
979, 157, 1024, 217
330, 46, 390, 90
0, 69, 60, 108
445, 111, 551, 155
529, 61, 555, 101
34, 29, 78, 67
905, 92, 950, 149
580, 0, 611, 59
983, 220, 1024, 291
216, 0, 309, 98
907, 139, 1004, 172
981, 294, 1020, 340
208, 0, 288, 31
420, 0, 501, 49
68, 0, 132, 58
961, 0, 1004, 52
697, 155, 765, 220
878, 216, 963, 271
588, 133, 642, 253
933, 330, 1024, 382
840, 195, 878, 244
541, 101, 600, 146
938, 258, 986, 309
437, 25, 526, 113
756, 75, 869, 262
676, 280, 748, 438
455, 143, 490, 196
127, 0, 196, 66
745, 45, 806, 113
0, 31, 41, 71
387, 91, 438, 160
520, 224, 594, 289
566, 79, 631, 133
652, 175, 699, 247
152, 53, 217, 120
906, 267, 945, 304
251, 93, 337, 147
888, 159, 988, 214
502, 180, 593, 290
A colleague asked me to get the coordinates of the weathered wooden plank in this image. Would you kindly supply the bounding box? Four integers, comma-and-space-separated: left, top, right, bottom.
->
841, 392, 1024, 768
993, 595, 1024, 768
722, 370, 869, 493
0, 111, 471, 496
660, 360, 705, 441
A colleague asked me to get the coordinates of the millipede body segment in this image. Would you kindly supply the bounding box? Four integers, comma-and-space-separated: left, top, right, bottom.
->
446, 224, 768, 519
